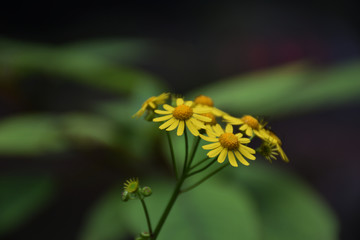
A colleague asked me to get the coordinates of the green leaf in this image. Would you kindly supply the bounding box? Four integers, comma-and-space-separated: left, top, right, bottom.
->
190, 61, 360, 117
0, 175, 55, 236
0, 115, 67, 155
0, 38, 163, 94
232, 163, 339, 240
79, 184, 129, 240
61, 113, 116, 147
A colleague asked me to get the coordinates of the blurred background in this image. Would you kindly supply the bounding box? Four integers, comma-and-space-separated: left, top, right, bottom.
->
1, 1, 360, 240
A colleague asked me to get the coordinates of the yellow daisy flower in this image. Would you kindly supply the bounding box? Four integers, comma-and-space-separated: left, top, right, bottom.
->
124, 178, 139, 193
200, 124, 256, 167
132, 92, 170, 118
224, 114, 268, 138
194, 95, 228, 117
153, 98, 211, 136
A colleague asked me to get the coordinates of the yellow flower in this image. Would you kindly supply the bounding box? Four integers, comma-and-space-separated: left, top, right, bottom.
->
201, 124, 256, 167
265, 130, 289, 162
132, 93, 170, 118
153, 98, 211, 136
224, 114, 268, 138
194, 95, 228, 117
124, 178, 139, 193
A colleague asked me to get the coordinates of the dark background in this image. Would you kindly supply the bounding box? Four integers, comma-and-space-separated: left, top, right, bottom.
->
1, 1, 360, 239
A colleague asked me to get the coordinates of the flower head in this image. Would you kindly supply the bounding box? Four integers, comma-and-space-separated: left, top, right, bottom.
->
224, 114, 269, 139
200, 124, 256, 167
124, 178, 139, 193
193, 95, 228, 117
257, 141, 279, 163
264, 130, 289, 162
153, 98, 211, 136
133, 93, 170, 118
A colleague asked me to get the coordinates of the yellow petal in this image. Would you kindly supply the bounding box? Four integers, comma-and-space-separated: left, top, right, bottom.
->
217, 148, 228, 163
155, 110, 172, 115
153, 114, 173, 122
176, 98, 184, 106
245, 127, 253, 137
193, 114, 212, 122
185, 101, 193, 107
239, 146, 256, 160
241, 144, 256, 154
214, 124, 224, 135
202, 142, 221, 150
163, 104, 174, 111
186, 120, 199, 136
234, 151, 250, 166
228, 151, 238, 167
239, 125, 247, 131
149, 102, 156, 109
207, 146, 223, 158
199, 134, 218, 142
177, 120, 185, 136
190, 118, 205, 129
225, 124, 233, 133
166, 119, 180, 131
159, 118, 175, 129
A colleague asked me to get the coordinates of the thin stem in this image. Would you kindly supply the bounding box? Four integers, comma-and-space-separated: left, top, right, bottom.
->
182, 130, 189, 175
139, 197, 153, 236
152, 175, 185, 239
187, 158, 217, 177
187, 136, 201, 169
189, 156, 210, 170
181, 163, 229, 193
166, 132, 178, 180
153, 131, 190, 239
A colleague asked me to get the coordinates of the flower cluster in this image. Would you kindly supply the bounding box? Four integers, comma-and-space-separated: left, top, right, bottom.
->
133, 93, 289, 166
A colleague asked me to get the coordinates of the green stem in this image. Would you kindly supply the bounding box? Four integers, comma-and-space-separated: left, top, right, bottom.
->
189, 156, 210, 170
152, 172, 187, 239
166, 132, 178, 180
152, 131, 190, 240
139, 196, 153, 236
187, 158, 217, 177
182, 130, 189, 175
181, 163, 229, 193
187, 136, 201, 169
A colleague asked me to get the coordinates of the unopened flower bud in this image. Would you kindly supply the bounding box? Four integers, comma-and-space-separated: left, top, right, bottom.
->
141, 186, 152, 197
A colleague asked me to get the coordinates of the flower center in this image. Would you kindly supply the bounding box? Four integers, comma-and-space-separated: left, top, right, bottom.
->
202, 113, 217, 125
219, 133, 239, 150
173, 104, 193, 120
194, 95, 214, 107
241, 115, 259, 129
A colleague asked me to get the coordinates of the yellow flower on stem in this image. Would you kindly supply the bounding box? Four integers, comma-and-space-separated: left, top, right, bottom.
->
257, 141, 279, 163
132, 93, 170, 118
153, 98, 211, 136
224, 114, 268, 138
124, 178, 139, 193
194, 95, 228, 117
200, 124, 256, 167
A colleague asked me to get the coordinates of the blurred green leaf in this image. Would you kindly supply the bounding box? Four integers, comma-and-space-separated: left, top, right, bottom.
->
0, 38, 163, 94
0, 175, 55, 236
61, 113, 116, 147
0, 115, 67, 155
190, 61, 360, 117
231, 163, 339, 240
65, 39, 151, 63
79, 184, 129, 240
